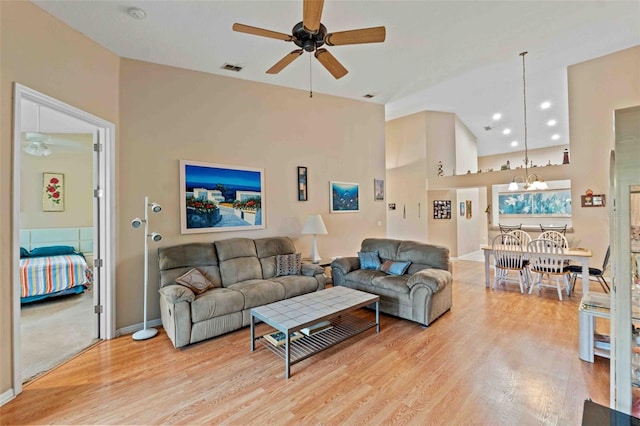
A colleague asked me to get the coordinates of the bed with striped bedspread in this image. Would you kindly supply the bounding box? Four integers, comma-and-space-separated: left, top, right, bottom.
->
20, 254, 92, 302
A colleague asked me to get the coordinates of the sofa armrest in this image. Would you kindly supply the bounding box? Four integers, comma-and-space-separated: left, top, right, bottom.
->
159, 284, 195, 303
331, 257, 359, 275
407, 268, 452, 293
301, 263, 324, 277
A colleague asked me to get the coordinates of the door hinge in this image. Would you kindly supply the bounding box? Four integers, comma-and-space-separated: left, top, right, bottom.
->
94, 305, 103, 314
94, 189, 104, 198
94, 143, 103, 152
94, 258, 103, 268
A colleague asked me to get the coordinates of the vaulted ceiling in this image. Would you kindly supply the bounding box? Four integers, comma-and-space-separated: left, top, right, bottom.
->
32, 1, 640, 156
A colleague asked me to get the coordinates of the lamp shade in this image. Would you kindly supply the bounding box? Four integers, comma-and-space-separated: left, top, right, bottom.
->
301, 214, 328, 235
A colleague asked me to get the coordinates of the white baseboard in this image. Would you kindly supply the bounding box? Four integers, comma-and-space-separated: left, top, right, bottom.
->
1, 388, 15, 406
116, 318, 162, 337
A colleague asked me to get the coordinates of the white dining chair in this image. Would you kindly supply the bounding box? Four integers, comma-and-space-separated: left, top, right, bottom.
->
492, 233, 529, 293
527, 238, 572, 300
538, 230, 568, 248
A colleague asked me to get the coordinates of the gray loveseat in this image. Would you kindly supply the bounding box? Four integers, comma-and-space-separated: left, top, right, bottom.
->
331, 238, 452, 327
158, 237, 327, 348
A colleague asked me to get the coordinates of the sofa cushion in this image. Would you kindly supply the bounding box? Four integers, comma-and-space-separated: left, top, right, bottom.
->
215, 238, 257, 261
371, 274, 412, 295
361, 238, 401, 261
175, 268, 215, 294
270, 275, 320, 298
191, 288, 245, 322
159, 284, 195, 304
227, 279, 286, 309
255, 237, 297, 278
276, 253, 302, 276
158, 243, 221, 288
220, 257, 263, 286
358, 251, 381, 270
380, 260, 412, 276
397, 240, 450, 271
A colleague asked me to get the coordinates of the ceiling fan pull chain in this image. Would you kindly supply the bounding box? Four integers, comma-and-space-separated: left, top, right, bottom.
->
309, 53, 313, 98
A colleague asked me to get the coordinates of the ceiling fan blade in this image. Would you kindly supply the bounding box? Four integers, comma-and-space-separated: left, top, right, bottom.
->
325, 26, 386, 46
314, 48, 348, 79
232, 23, 293, 42
303, 0, 324, 33
266, 50, 304, 74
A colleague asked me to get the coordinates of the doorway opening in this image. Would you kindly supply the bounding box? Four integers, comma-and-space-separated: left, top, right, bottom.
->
11, 84, 116, 396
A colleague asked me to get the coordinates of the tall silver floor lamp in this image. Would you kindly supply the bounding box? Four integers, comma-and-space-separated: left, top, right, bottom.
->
130, 196, 162, 340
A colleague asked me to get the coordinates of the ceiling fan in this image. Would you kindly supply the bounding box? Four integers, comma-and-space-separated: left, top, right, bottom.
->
232, 0, 386, 80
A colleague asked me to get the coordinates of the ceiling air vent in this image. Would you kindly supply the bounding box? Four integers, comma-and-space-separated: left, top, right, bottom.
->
484, 126, 493, 131
221, 63, 243, 72
363, 94, 375, 99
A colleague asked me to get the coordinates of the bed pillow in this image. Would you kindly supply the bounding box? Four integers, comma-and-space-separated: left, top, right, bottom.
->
380, 260, 412, 276
358, 251, 381, 270
20, 247, 30, 258
29, 245, 76, 257
276, 253, 302, 276
175, 268, 214, 295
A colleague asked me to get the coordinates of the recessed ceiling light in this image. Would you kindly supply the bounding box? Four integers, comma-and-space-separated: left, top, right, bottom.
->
540, 101, 552, 109
128, 7, 147, 20
551, 134, 560, 140
547, 119, 557, 126
492, 113, 502, 121
510, 141, 518, 147
502, 128, 511, 135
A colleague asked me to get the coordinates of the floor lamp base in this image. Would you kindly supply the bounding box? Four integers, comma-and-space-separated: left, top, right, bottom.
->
132, 327, 158, 341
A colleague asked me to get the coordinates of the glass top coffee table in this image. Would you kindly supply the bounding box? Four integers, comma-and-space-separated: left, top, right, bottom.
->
250, 286, 380, 378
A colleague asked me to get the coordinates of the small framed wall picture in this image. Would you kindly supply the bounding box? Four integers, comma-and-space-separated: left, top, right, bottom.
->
433, 200, 451, 219
298, 166, 308, 201
374, 178, 385, 201
581, 194, 606, 207
42, 172, 64, 212
459, 202, 465, 216
466, 200, 472, 218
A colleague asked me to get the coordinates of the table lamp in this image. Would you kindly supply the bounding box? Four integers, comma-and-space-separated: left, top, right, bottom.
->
301, 214, 328, 263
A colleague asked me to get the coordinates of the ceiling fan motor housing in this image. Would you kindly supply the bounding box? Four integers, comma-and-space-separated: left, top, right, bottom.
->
293, 22, 326, 52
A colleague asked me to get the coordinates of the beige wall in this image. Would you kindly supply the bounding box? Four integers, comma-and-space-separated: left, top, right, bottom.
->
1, 2, 120, 396
454, 117, 478, 174
117, 58, 386, 329
20, 134, 93, 229
385, 112, 428, 240
568, 45, 640, 259
456, 188, 483, 256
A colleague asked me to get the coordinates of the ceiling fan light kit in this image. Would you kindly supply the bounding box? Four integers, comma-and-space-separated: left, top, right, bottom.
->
233, 0, 386, 80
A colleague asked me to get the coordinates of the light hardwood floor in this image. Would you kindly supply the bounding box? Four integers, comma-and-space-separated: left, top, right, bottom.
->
0, 260, 609, 425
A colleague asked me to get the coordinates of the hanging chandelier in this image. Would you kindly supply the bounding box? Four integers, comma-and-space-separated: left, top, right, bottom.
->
508, 51, 548, 191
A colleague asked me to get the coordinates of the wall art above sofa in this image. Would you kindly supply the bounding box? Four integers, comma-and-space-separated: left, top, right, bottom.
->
180, 160, 265, 234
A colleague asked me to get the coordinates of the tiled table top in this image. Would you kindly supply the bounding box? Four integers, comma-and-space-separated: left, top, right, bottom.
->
251, 286, 378, 332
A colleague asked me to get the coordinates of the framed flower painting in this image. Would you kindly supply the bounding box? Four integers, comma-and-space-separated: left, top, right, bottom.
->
180, 160, 265, 234
42, 173, 64, 212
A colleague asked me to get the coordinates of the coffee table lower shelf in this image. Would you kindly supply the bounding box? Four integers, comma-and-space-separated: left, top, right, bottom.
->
257, 314, 376, 369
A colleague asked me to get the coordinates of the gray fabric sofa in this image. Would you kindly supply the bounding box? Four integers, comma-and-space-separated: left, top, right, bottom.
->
158, 237, 327, 348
331, 238, 452, 326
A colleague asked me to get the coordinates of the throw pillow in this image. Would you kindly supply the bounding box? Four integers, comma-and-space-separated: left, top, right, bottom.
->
358, 251, 381, 270
20, 247, 30, 258
276, 253, 302, 276
380, 260, 412, 276
175, 268, 214, 294
29, 245, 76, 257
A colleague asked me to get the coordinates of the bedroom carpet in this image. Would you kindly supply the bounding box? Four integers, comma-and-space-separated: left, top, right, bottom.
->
21, 288, 99, 382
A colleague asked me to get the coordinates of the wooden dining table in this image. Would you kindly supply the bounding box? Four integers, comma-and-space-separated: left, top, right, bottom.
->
481, 245, 594, 295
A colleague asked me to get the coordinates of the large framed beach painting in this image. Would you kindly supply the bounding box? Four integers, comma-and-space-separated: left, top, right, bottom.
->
330, 181, 359, 213
180, 160, 265, 234
498, 189, 572, 217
